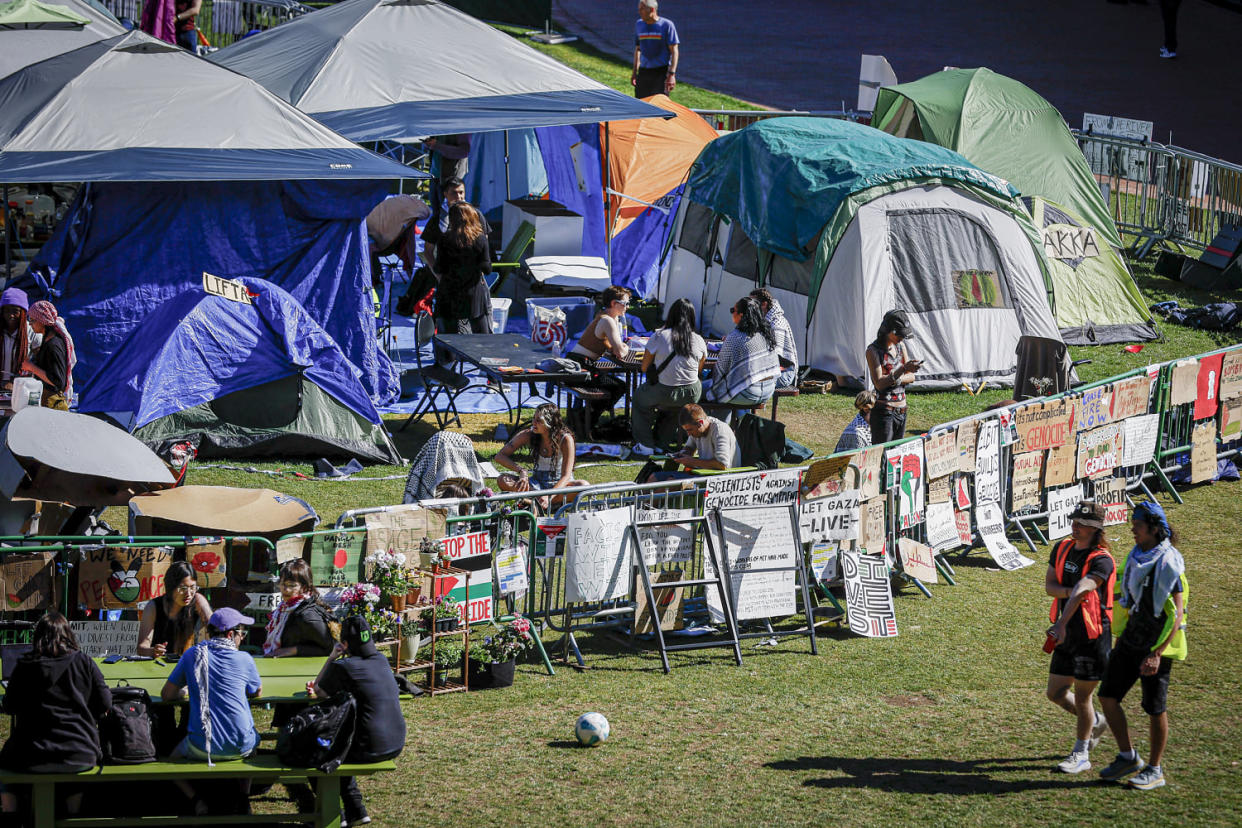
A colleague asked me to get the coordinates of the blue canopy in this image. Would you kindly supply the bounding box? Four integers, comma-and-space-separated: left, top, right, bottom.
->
24, 180, 399, 403
686, 117, 1018, 261
79, 277, 383, 429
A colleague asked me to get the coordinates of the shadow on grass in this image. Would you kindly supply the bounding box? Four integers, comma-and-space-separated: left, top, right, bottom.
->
766, 754, 1100, 794
546, 740, 586, 749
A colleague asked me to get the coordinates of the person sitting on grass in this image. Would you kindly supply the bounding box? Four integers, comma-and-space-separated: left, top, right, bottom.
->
495, 403, 588, 509
834, 391, 876, 453
651, 404, 742, 481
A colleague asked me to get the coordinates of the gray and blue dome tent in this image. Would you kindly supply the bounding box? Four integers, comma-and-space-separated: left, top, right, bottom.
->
78, 278, 401, 464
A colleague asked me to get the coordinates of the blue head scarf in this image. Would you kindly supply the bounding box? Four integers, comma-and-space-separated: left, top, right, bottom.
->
1132, 500, 1170, 535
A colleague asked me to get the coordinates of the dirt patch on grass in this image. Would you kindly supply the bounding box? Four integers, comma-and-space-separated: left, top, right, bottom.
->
883, 693, 937, 708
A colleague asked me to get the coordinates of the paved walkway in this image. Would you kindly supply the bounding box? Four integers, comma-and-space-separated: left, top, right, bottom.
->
553, 0, 1239, 161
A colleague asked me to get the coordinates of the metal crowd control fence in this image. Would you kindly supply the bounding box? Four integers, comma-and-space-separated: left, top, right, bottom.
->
98, 0, 312, 50
691, 108, 859, 133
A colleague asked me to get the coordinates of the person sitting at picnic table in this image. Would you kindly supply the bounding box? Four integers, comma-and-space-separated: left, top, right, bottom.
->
434, 201, 493, 336
749, 288, 798, 388
631, 298, 706, 456
704, 296, 779, 406
307, 615, 406, 828
834, 391, 876, 453
22, 299, 75, 410
495, 403, 588, 508
0, 612, 111, 818
650, 404, 742, 481
137, 560, 213, 659
568, 286, 634, 435
264, 560, 337, 659
866, 308, 920, 444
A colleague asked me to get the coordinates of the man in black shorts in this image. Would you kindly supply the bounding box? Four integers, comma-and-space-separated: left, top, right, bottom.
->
1097, 500, 1186, 790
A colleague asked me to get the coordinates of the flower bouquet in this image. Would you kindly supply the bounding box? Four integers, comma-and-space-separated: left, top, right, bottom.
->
336, 582, 399, 641
366, 549, 410, 609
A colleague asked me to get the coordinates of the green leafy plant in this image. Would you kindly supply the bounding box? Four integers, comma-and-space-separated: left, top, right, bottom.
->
432, 639, 463, 669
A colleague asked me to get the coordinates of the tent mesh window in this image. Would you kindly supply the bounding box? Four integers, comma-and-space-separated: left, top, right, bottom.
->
886, 208, 1012, 312
680, 202, 717, 261
723, 225, 760, 282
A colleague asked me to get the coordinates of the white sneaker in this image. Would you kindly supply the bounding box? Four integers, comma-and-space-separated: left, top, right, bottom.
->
630, 443, 657, 457
1159, 47, 1177, 58
1056, 750, 1091, 774
1089, 712, 1109, 751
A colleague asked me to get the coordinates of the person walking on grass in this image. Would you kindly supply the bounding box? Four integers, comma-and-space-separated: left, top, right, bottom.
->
1097, 500, 1186, 790
1044, 501, 1114, 774
631, 0, 679, 98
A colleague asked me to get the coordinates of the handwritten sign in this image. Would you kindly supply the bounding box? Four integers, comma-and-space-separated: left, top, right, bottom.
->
1044, 443, 1077, 487
955, 507, 973, 546
706, 507, 798, 621
842, 550, 897, 638
974, 419, 1001, 505
494, 546, 528, 596
565, 507, 632, 603
799, 489, 859, 543
1096, 477, 1128, 526
1075, 386, 1113, 431
1047, 484, 1083, 540
927, 474, 950, 504
636, 508, 695, 565
1010, 451, 1045, 512
704, 468, 799, 510
364, 505, 446, 558
1191, 420, 1217, 484
854, 445, 884, 501
1170, 359, 1198, 406
856, 497, 887, 557
976, 502, 1035, 570
925, 430, 959, 479
0, 551, 55, 611
202, 271, 253, 304
924, 502, 960, 551
956, 420, 978, 472
308, 531, 365, 585
246, 591, 281, 614
1196, 353, 1224, 420
802, 454, 852, 499
70, 621, 141, 657
1077, 423, 1125, 479
1015, 399, 1074, 452
885, 441, 925, 529
1221, 398, 1242, 443
634, 569, 685, 634
1110, 375, 1152, 421
1219, 350, 1242, 400
897, 538, 939, 583
275, 535, 305, 565
78, 546, 173, 609
1122, 413, 1160, 466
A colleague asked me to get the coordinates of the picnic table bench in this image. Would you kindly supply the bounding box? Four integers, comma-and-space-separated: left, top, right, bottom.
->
0, 755, 396, 828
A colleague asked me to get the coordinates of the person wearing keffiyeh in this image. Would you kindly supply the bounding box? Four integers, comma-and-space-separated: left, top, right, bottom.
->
23, 300, 76, 410
1097, 500, 1187, 791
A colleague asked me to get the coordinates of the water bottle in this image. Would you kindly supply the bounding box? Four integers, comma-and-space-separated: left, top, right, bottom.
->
551, 338, 563, 359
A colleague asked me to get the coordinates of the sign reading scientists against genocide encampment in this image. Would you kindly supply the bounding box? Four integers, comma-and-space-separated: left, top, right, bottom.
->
704, 468, 799, 510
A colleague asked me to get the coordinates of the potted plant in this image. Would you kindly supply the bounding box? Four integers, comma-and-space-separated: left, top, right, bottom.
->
335, 582, 400, 643
366, 549, 410, 611
431, 639, 463, 686
420, 595, 461, 632
470, 616, 535, 688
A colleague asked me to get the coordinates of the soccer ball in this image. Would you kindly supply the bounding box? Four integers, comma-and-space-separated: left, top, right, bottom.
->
574, 712, 610, 746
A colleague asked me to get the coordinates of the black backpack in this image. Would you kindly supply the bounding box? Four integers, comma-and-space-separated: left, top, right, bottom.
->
100, 684, 158, 765
276, 692, 357, 774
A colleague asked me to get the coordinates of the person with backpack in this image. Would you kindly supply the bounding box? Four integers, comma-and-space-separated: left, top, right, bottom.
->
307, 616, 406, 828
1097, 500, 1187, 790
630, 298, 706, 456
0, 612, 111, 817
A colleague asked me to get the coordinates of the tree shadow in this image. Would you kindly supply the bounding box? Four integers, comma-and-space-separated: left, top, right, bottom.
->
766, 755, 1105, 795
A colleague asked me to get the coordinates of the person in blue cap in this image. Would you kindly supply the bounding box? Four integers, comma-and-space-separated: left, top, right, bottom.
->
1097, 500, 1186, 790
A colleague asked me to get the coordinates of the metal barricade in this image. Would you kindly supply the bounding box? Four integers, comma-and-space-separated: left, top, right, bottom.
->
690, 108, 859, 133
99, 0, 312, 50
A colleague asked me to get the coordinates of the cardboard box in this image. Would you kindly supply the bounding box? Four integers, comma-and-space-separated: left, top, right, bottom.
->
77, 545, 173, 610
0, 551, 55, 611
129, 485, 318, 538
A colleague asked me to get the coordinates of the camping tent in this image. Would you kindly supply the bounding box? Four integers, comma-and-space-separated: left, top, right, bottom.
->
209, 0, 667, 142
1026, 196, 1158, 344
78, 277, 401, 464
0, 0, 124, 78
661, 117, 1063, 389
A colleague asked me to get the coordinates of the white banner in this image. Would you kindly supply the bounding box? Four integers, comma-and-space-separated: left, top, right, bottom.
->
974, 419, 1002, 505
1122, 413, 1160, 467
565, 507, 633, 603
1046, 484, 1083, 541
706, 507, 798, 622
798, 489, 859, 543
976, 502, 1035, 571
704, 468, 800, 510
841, 550, 897, 638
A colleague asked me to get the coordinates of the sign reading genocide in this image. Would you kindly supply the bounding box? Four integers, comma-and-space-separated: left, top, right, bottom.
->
704, 468, 800, 510
1096, 477, 1128, 526
976, 502, 1035, 571
799, 489, 859, 543
841, 550, 898, 638
0, 551, 55, 611
1047, 484, 1084, 540
924, 501, 960, 552
1014, 399, 1074, 452
1010, 451, 1045, 512
1170, 358, 1198, 406
924, 429, 959, 479
1077, 423, 1125, 479
78, 546, 173, 609
956, 420, 978, 472
1075, 386, 1113, 432
1044, 443, 1077, 487
974, 419, 1002, 505
885, 441, 925, 529
1220, 350, 1242, 400
70, 621, 141, 657
1122, 413, 1161, 466
565, 507, 633, 603
1110, 375, 1152, 421
1190, 420, 1217, 484
636, 508, 695, 565
897, 538, 938, 583
706, 507, 798, 622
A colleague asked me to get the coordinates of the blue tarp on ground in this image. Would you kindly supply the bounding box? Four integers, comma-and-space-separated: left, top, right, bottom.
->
23, 179, 400, 404
79, 277, 383, 428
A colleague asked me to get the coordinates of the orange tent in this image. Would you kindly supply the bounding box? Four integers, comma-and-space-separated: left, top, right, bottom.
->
602, 94, 719, 239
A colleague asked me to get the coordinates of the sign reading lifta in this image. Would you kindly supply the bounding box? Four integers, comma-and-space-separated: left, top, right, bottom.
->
203, 272, 254, 304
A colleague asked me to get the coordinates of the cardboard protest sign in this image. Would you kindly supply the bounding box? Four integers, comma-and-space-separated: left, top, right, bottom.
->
854, 445, 884, 501
1219, 350, 1242, 400
634, 569, 685, 634
924, 429, 959, 479
534, 518, 568, 557
976, 502, 1035, 570
954, 507, 973, 546
856, 497, 887, 557
565, 507, 633, 603
308, 531, 366, 585
1196, 353, 1225, 420
1169, 359, 1198, 406
1015, 399, 1074, 452
799, 489, 859, 543
841, 550, 897, 638
928, 474, 950, 504
1096, 477, 1128, 526
78, 546, 173, 609
802, 454, 852, 499
185, 538, 227, 588
1077, 423, 1124, 479
884, 441, 925, 529
493, 546, 528, 596
275, 535, 306, 564
1110, 375, 1152, 421
636, 508, 695, 565
1221, 397, 1242, 444
956, 420, 978, 472
706, 507, 798, 621
810, 541, 839, 582
954, 476, 972, 509
1046, 484, 1083, 540
1074, 386, 1113, 431
924, 501, 960, 551
363, 505, 446, 558
246, 591, 281, 616
1010, 451, 1045, 512
1191, 420, 1217, 484
704, 468, 800, 510
1122, 413, 1160, 466
0, 551, 55, 611
1044, 443, 1077, 487
70, 621, 140, 657
897, 538, 939, 583
973, 419, 1002, 505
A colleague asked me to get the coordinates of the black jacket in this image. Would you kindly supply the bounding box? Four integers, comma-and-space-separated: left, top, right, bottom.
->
276, 598, 336, 657
0, 650, 111, 771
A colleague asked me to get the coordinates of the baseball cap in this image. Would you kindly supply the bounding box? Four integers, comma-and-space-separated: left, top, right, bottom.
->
883, 309, 913, 338
1070, 500, 1106, 529
340, 614, 379, 657
208, 606, 255, 632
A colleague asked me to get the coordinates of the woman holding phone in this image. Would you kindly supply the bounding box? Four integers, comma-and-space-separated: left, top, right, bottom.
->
865, 309, 921, 444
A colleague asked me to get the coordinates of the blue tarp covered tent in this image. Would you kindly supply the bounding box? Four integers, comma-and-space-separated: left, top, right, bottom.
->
79, 277, 400, 464
25, 180, 400, 403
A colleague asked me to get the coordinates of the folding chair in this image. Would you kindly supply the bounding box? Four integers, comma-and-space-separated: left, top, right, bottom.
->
399, 312, 469, 431
489, 220, 535, 295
